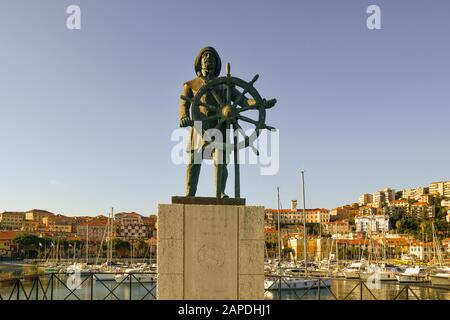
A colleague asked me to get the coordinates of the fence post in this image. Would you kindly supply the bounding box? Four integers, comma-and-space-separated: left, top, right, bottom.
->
129, 274, 132, 301
16, 279, 20, 300
359, 280, 363, 300
317, 278, 321, 300
278, 275, 282, 300
90, 273, 94, 300
50, 274, 54, 300
35, 277, 39, 300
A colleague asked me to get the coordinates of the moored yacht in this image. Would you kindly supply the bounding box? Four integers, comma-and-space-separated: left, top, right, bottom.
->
396, 266, 429, 283
65, 262, 91, 276
114, 267, 157, 283
429, 267, 450, 287
343, 262, 363, 279
93, 261, 122, 281
359, 264, 399, 282
264, 276, 331, 291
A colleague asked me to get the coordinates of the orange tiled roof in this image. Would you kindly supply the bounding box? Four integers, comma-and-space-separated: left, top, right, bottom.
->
66, 236, 82, 241
264, 227, 277, 233
410, 240, 433, 247
412, 202, 428, 206
265, 208, 329, 213
115, 212, 142, 217
337, 239, 369, 245
78, 221, 109, 227
0, 231, 18, 240
384, 238, 409, 245
391, 199, 408, 203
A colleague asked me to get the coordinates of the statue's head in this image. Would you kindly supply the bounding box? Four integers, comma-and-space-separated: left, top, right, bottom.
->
195, 47, 221, 78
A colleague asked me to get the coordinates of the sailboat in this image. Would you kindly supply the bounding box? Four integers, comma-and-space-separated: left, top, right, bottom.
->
430, 267, 450, 286
44, 239, 65, 273
429, 222, 450, 286
114, 266, 157, 283
359, 217, 397, 282
94, 208, 121, 281
359, 263, 399, 282
396, 266, 429, 283
65, 241, 92, 276
343, 262, 364, 279
264, 173, 332, 291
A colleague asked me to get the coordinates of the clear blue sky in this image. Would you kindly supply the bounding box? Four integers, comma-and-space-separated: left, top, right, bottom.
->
0, 0, 449, 216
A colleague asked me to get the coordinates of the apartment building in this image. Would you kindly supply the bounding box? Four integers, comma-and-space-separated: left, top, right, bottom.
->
0, 231, 19, 258
355, 215, 389, 233
330, 205, 359, 222
323, 220, 350, 235
264, 201, 330, 226
410, 202, 435, 218
429, 181, 450, 197
385, 199, 410, 216
358, 194, 373, 206
264, 227, 278, 245
372, 188, 395, 208
358, 206, 378, 216
409, 241, 434, 261
401, 187, 429, 201
25, 209, 55, 227
76, 216, 114, 241
446, 181, 450, 198
42, 215, 74, 234
115, 212, 151, 239
0, 212, 25, 230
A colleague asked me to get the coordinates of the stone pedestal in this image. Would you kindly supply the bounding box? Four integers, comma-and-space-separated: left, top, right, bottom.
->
157, 200, 264, 300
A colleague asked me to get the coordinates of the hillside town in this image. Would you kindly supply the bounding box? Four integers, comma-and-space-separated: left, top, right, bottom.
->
0, 210, 157, 260
1, 180, 449, 264
264, 181, 450, 263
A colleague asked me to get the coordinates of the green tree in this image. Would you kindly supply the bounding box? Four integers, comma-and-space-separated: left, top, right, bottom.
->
12, 234, 40, 258
282, 247, 295, 259
133, 239, 149, 258
112, 238, 130, 258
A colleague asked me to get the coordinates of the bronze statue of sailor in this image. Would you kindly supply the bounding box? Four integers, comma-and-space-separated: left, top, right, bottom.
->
179, 47, 276, 199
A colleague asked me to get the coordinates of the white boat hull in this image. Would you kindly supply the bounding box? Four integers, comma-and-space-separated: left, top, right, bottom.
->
360, 271, 397, 281
114, 274, 157, 283
264, 278, 331, 290
396, 274, 428, 283
94, 273, 118, 281
344, 271, 360, 279
430, 274, 450, 286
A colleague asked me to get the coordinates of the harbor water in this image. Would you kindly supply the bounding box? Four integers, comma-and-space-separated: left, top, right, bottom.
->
1, 262, 449, 300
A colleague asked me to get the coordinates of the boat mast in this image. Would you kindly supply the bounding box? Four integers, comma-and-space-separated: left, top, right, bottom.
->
301, 171, 307, 276
107, 209, 110, 263
432, 222, 442, 267
368, 209, 372, 265
276, 187, 282, 269
383, 223, 387, 263
336, 237, 339, 269
86, 224, 89, 264
109, 207, 114, 265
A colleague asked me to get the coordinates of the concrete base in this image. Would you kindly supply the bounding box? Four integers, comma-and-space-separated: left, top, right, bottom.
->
157, 202, 264, 300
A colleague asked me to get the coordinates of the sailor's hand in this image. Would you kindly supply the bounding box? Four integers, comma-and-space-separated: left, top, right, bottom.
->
180, 117, 192, 128
264, 98, 277, 109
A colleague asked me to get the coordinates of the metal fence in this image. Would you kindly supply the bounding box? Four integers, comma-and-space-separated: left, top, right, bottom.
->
263, 274, 450, 300
0, 272, 157, 300
0, 272, 449, 300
